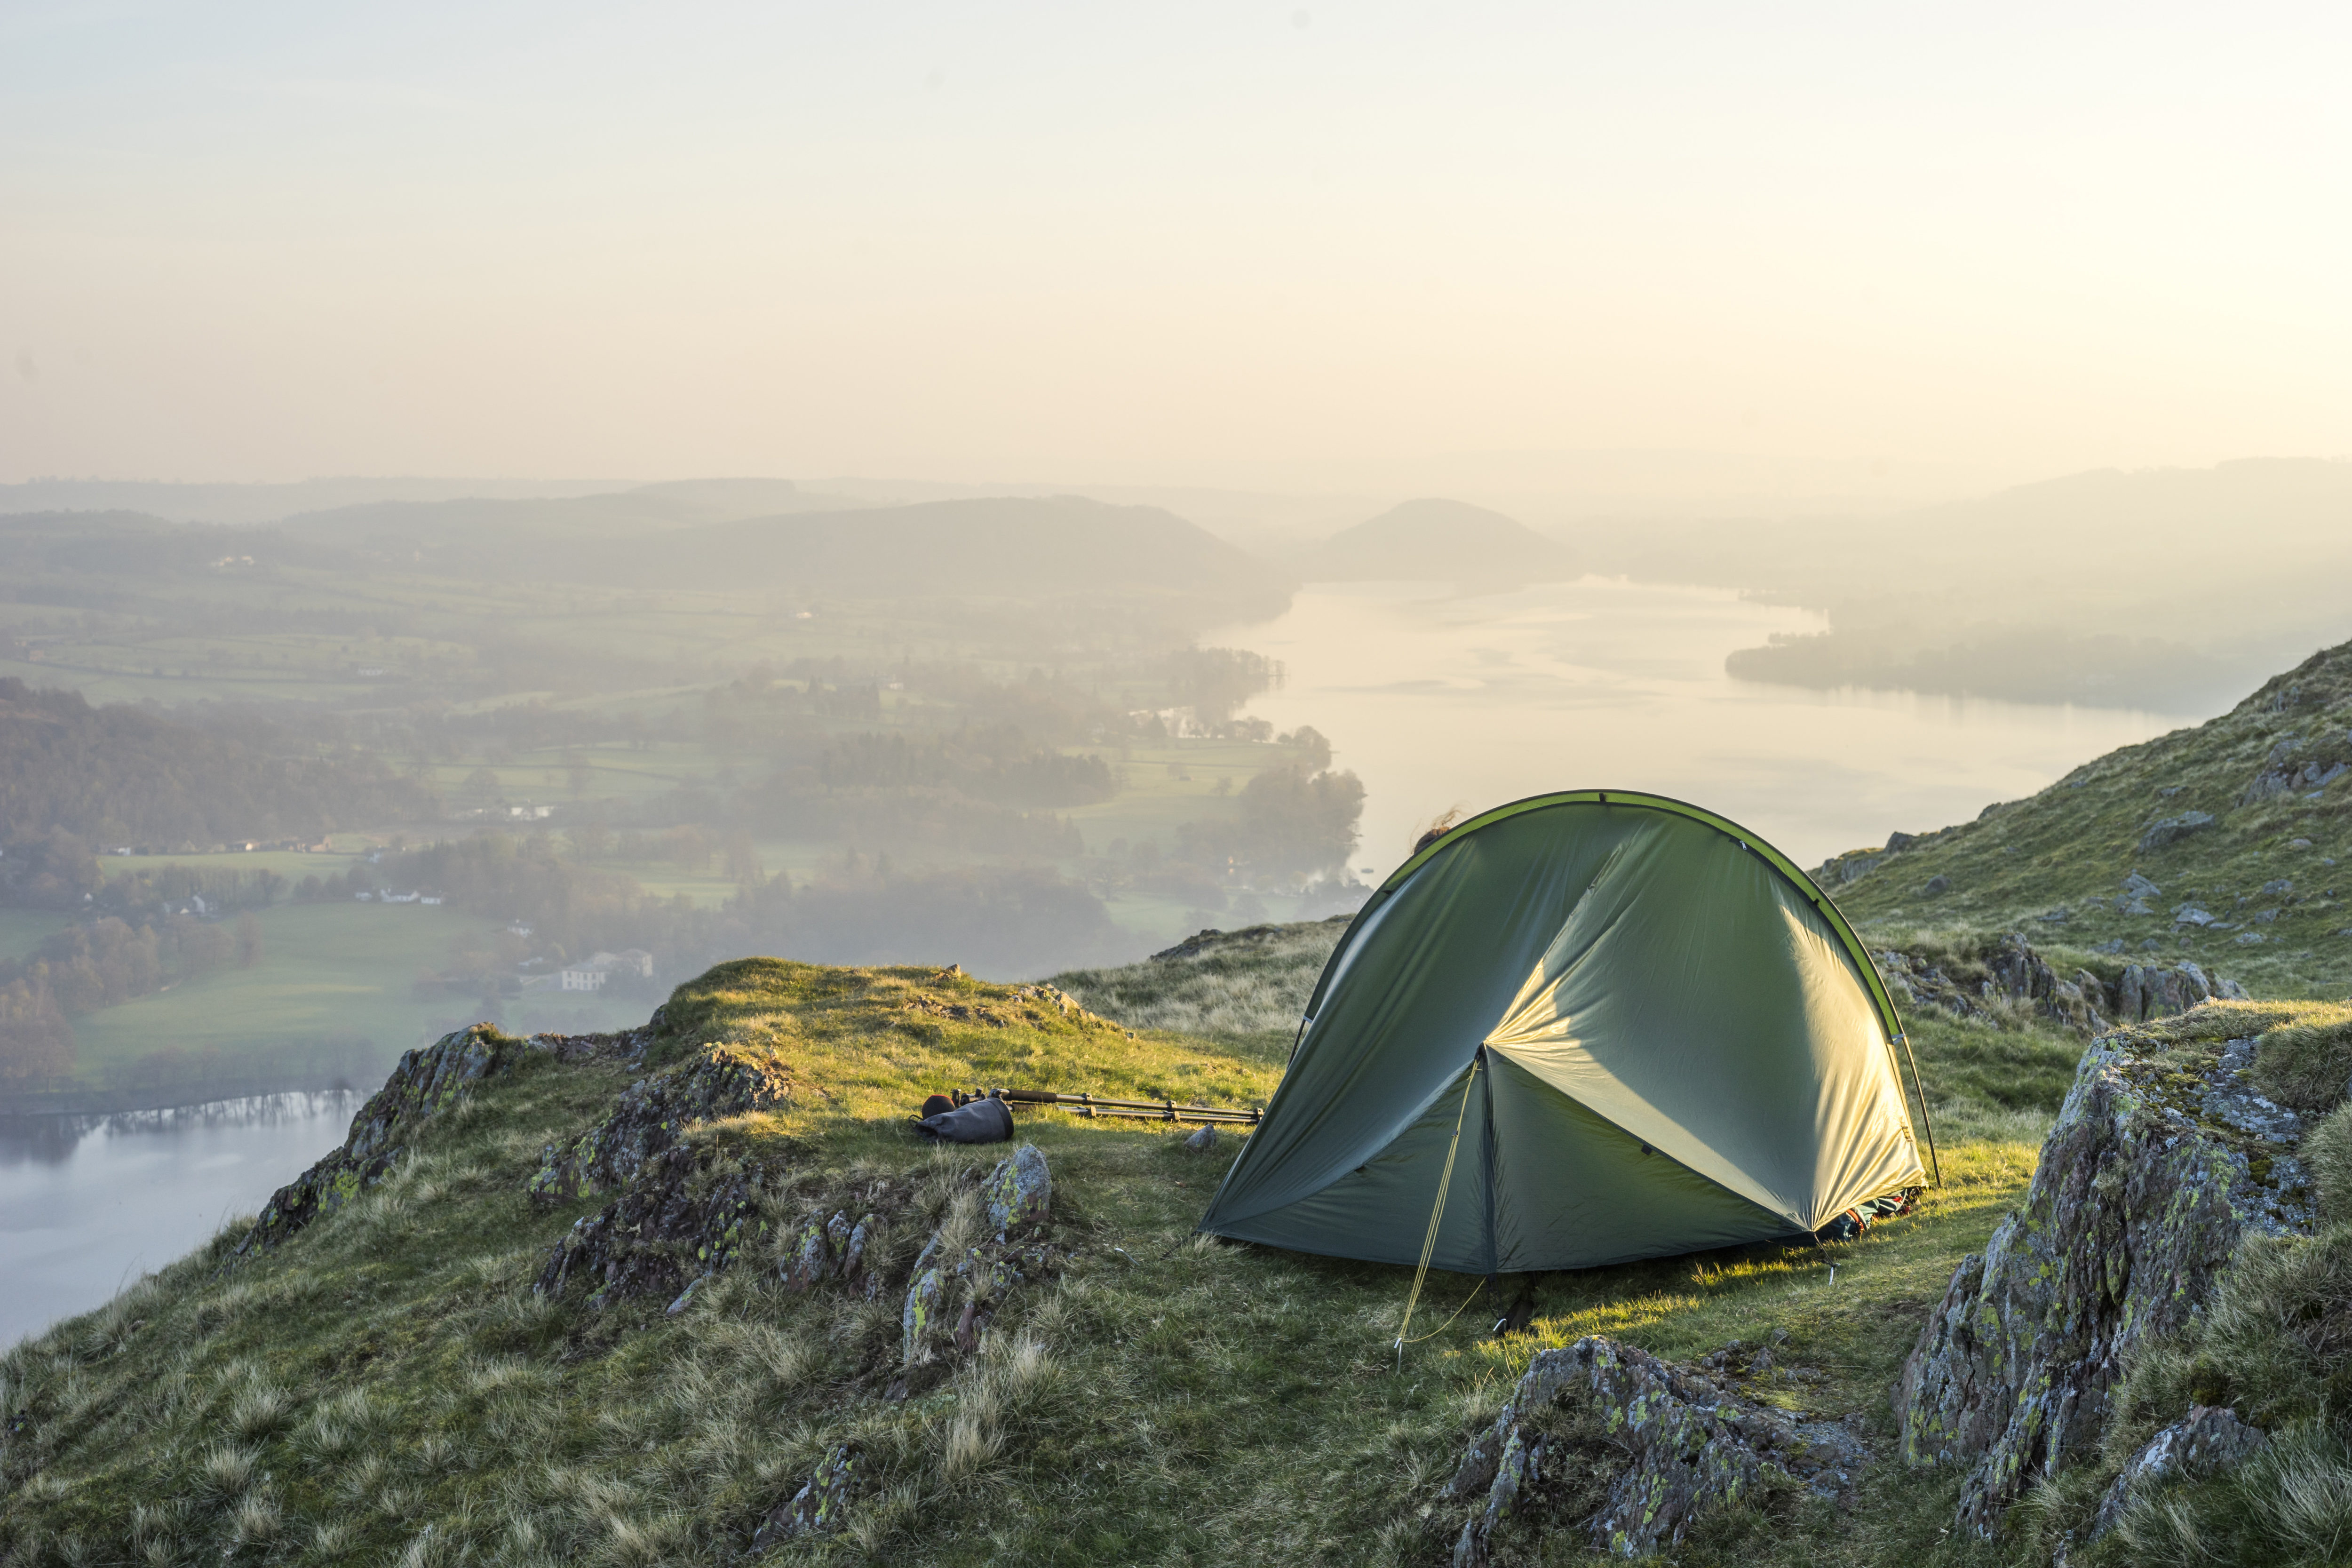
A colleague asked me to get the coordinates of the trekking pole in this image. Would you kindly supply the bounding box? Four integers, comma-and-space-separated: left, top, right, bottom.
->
950, 1087, 1263, 1125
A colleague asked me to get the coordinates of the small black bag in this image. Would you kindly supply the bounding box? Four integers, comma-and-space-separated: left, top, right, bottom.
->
917, 1097, 1014, 1144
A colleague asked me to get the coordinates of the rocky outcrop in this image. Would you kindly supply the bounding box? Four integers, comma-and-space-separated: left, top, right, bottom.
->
528, 1043, 791, 1204
1443, 1337, 1870, 1563
2088, 1404, 2267, 1541
2240, 732, 2352, 806
235, 1024, 523, 1254
533, 1144, 766, 1310
1874, 934, 2238, 1038
1897, 1019, 2309, 1535
898, 1145, 1059, 1377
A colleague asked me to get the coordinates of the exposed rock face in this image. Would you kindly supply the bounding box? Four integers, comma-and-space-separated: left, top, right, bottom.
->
1897, 1021, 2309, 1535
751, 1444, 859, 1551
528, 1043, 791, 1204
1443, 1337, 1870, 1564
533, 1144, 766, 1309
2116, 960, 2212, 1021
236, 1024, 521, 1254
2088, 1404, 2267, 1541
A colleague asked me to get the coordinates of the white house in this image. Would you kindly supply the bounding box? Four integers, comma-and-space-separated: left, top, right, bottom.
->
559, 949, 656, 991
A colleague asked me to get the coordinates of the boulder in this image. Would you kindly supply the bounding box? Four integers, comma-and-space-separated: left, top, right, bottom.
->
985, 1143, 1052, 1238
2139, 811, 2217, 852
1896, 1023, 2310, 1535
2115, 961, 2211, 1022
2088, 1405, 2267, 1541
236, 1024, 520, 1254
1444, 1336, 1869, 1563
1183, 1122, 1221, 1154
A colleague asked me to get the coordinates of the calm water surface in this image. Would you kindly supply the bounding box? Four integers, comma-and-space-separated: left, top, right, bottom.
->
0, 1092, 358, 1346
1220, 579, 2209, 874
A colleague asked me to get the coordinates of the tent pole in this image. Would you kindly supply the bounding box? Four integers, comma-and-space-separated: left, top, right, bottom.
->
1393, 1058, 1481, 1367
1479, 1046, 1498, 1277
1895, 1029, 1941, 1188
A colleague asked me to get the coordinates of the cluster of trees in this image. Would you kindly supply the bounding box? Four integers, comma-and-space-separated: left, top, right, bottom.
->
373, 832, 1126, 983
0, 680, 437, 851
0, 912, 264, 1083
1167, 646, 1283, 724
1175, 764, 1367, 883
815, 726, 1116, 807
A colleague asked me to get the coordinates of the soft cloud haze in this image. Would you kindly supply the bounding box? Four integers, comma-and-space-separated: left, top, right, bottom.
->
5, 2, 2350, 486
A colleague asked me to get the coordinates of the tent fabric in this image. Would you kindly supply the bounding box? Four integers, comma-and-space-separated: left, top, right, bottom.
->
1199, 791, 1927, 1273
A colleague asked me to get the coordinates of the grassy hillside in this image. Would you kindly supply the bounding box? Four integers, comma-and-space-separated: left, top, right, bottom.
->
0, 924, 2099, 1565
1822, 637, 2352, 998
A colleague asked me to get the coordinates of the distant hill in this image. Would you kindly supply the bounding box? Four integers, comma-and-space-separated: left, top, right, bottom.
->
0, 477, 621, 526
280, 492, 1290, 611
1718, 458, 2352, 710
1294, 497, 1578, 584
1820, 634, 2352, 996
648, 495, 1287, 603
280, 478, 850, 549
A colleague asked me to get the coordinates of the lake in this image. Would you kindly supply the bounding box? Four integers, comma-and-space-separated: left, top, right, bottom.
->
0, 1092, 359, 1347
1219, 578, 2205, 876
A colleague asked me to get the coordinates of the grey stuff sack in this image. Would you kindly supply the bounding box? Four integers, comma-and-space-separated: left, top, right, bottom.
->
917, 1098, 1015, 1144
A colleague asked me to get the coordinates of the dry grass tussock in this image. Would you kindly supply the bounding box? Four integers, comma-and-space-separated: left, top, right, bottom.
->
1052, 918, 1348, 1041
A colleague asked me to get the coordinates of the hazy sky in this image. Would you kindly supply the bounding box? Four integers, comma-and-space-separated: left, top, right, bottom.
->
6, 3, 2351, 489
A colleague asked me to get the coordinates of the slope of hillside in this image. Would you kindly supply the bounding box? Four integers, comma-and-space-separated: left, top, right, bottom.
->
278, 493, 1290, 618
1294, 497, 1578, 585
1, 953, 2070, 1566
1820, 638, 2352, 996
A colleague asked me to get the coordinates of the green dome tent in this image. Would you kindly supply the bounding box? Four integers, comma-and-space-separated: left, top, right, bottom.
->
1198, 791, 1934, 1273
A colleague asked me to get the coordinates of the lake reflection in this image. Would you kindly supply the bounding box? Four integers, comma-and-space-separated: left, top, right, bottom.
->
1219, 580, 2210, 874
0, 1092, 359, 1346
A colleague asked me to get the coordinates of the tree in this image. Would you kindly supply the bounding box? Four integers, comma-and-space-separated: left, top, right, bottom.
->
234, 911, 263, 968
0, 978, 72, 1084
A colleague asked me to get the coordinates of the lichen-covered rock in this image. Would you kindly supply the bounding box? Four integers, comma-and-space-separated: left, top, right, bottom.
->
781, 1210, 861, 1291
533, 1144, 765, 1308
984, 1143, 1051, 1237
750, 1443, 859, 1550
1445, 1336, 1870, 1563
898, 1147, 1058, 1369
2088, 1404, 2267, 1541
1897, 1019, 2309, 1535
236, 1024, 521, 1254
528, 1043, 790, 1204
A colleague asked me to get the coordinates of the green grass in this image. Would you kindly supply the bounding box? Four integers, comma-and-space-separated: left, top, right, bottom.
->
0, 953, 2062, 1566
63, 902, 642, 1084
1829, 641, 2352, 998
0, 908, 66, 964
